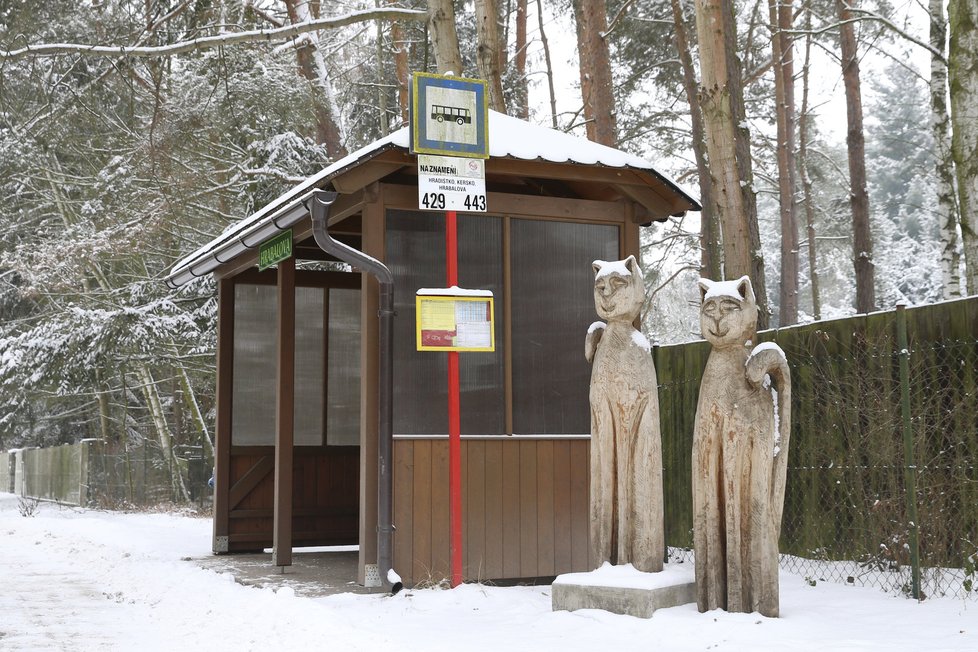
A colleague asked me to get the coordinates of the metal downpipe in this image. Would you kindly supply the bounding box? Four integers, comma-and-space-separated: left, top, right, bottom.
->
309, 190, 395, 590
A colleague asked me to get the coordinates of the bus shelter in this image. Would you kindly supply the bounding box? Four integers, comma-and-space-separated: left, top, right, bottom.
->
165, 110, 699, 587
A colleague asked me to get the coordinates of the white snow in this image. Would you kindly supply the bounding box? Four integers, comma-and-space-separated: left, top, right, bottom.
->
169, 111, 696, 287
631, 329, 652, 353
1, 493, 975, 652
592, 259, 632, 279
749, 341, 788, 363
387, 568, 402, 585
416, 286, 493, 297
554, 562, 693, 590
588, 321, 607, 334
701, 276, 750, 300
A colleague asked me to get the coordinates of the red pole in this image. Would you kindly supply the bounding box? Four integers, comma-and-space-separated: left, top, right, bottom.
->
446, 210, 463, 587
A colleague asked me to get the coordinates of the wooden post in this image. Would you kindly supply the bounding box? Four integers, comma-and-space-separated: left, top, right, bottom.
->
896, 303, 921, 599
273, 257, 296, 568
213, 279, 234, 554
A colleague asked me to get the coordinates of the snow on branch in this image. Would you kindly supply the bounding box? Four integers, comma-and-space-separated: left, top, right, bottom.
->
787, 11, 945, 64
0, 8, 426, 62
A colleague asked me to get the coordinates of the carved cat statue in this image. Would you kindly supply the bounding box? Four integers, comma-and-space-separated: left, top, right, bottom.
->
692, 276, 791, 617
585, 255, 664, 573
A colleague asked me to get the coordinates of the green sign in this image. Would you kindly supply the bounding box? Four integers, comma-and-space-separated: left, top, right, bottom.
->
258, 229, 292, 270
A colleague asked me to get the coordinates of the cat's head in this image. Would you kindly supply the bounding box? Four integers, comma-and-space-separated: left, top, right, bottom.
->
698, 276, 758, 348
593, 255, 644, 323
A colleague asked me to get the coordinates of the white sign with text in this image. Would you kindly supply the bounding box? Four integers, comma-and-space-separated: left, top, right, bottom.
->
417, 155, 487, 212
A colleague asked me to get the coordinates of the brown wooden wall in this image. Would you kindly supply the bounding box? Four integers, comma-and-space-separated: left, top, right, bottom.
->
392, 436, 591, 585
226, 446, 359, 551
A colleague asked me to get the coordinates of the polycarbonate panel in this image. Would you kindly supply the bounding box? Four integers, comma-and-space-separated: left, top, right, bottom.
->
386, 209, 504, 435
231, 283, 325, 446
293, 287, 324, 446
510, 220, 618, 434
327, 288, 361, 446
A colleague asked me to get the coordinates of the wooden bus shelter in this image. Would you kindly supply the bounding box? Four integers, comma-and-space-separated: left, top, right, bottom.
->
166, 110, 699, 587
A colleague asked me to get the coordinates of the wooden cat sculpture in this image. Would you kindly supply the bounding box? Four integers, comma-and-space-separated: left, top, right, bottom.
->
693, 276, 791, 617
585, 255, 664, 573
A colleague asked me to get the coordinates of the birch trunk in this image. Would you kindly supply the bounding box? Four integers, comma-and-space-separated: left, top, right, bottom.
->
837, 0, 876, 313
931, 0, 961, 299
949, 0, 978, 294
769, 0, 799, 326
173, 356, 215, 461
136, 365, 191, 503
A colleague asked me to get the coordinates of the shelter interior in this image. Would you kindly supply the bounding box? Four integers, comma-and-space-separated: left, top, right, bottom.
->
206, 142, 698, 586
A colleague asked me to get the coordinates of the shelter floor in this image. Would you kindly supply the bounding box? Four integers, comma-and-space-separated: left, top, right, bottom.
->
191, 548, 383, 597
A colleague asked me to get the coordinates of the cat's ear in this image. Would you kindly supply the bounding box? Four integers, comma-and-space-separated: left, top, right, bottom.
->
736, 276, 755, 303
624, 255, 640, 276
698, 278, 713, 302
592, 260, 604, 277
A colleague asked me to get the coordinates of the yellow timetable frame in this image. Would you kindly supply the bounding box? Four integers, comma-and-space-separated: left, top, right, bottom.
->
416, 294, 495, 352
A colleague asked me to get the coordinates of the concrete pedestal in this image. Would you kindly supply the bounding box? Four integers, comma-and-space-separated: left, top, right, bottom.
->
552, 563, 695, 619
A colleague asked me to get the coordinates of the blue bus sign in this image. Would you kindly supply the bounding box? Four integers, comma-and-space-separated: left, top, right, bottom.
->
410, 73, 489, 159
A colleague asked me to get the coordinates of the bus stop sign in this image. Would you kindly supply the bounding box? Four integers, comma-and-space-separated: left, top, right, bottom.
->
410, 72, 489, 159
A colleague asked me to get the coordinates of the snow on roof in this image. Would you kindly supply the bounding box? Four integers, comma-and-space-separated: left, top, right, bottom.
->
166, 110, 698, 288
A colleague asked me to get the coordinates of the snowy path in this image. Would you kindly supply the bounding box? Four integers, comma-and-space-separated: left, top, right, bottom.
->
1, 493, 975, 651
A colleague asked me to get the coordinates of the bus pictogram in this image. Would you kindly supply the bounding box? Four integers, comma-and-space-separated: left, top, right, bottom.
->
431, 105, 472, 126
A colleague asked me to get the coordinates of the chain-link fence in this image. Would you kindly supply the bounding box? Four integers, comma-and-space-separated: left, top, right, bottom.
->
657, 297, 978, 600
87, 440, 212, 510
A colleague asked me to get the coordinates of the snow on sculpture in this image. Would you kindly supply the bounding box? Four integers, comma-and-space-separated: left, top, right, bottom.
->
585, 255, 664, 573
692, 276, 791, 617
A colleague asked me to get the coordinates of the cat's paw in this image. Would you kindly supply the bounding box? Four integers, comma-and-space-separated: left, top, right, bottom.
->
585, 321, 606, 363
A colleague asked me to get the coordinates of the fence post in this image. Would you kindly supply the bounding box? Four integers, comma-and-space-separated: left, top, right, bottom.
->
896, 303, 921, 599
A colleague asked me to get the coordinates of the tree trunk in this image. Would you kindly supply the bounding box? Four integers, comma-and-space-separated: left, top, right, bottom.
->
769, 0, 799, 325
671, 0, 719, 280
932, 0, 961, 299
392, 17, 409, 125
536, 0, 558, 128
798, 8, 821, 320
837, 0, 876, 313
514, 0, 530, 119
284, 0, 346, 159
693, 0, 770, 328
428, 0, 464, 76
136, 364, 191, 503
949, 0, 978, 294
572, 0, 617, 145
475, 0, 507, 112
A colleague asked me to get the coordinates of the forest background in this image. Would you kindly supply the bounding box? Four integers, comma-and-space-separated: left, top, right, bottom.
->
1, 0, 976, 491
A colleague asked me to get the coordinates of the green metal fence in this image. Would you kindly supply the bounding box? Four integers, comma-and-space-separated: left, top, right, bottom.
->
656, 296, 978, 600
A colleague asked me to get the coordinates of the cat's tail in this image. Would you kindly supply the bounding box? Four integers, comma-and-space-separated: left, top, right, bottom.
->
770, 363, 791, 530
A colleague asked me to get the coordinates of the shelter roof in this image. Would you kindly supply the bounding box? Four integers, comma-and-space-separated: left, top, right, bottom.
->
165, 110, 700, 288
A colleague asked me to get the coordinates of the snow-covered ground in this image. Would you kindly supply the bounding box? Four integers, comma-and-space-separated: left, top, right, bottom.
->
1, 493, 974, 652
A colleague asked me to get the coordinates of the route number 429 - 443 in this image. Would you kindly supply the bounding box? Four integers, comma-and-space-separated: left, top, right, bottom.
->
420, 191, 487, 212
